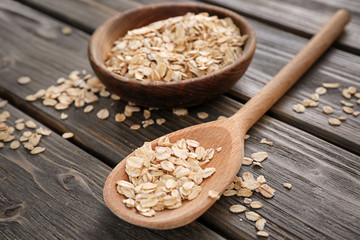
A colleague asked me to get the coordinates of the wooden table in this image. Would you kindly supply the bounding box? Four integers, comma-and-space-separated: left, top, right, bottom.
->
1, 0, 359, 239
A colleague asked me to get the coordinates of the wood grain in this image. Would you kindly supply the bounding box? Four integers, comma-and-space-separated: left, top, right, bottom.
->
1, 1, 360, 239
19, 0, 360, 54
233, 9, 350, 132
202, 0, 360, 54
104, 11, 350, 228
0, 101, 224, 240
3, 0, 360, 154
230, 18, 360, 155
202, 115, 360, 239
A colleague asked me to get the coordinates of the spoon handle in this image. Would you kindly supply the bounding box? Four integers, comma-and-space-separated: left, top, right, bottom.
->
232, 9, 350, 132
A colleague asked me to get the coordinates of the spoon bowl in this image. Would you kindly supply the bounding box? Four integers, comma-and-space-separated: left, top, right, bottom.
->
104, 119, 244, 229
103, 9, 350, 230
88, 2, 256, 108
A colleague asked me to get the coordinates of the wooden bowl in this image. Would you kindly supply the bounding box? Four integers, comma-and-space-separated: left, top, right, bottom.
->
88, 2, 256, 108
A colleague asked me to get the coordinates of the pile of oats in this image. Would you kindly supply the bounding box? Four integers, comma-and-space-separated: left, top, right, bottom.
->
292, 83, 359, 126
224, 136, 293, 237
116, 137, 217, 217
0, 101, 51, 155
225, 171, 274, 237
105, 12, 248, 82
24, 70, 220, 131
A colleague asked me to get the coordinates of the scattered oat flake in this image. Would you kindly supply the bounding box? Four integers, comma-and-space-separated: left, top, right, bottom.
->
250, 201, 263, 209
15, 123, 25, 131
130, 124, 141, 130
110, 94, 120, 100
348, 86, 357, 94
341, 100, 354, 107
173, 108, 188, 116
62, 132, 74, 139
31, 147, 45, 155
0, 100, 7, 108
197, 112, 209, 119
256, 218, 267, 231
244, 134, 250, 139
143, 110, 151, 119
283, 183, 292, 189
258, 184, 275, 198
0, 142, 4, 148
322, 83, 339, 88
251, 152, 268, 162
10, 141, 20, 150
245, 211, 261, 221
15, 118, 24, 124
25, 95, 37, 102
338, 115, 347, 121
353, 111, 360, 117
208, 190, 220, 199
217, 116, 227, 120
237, 188, 253, 197
301, 99, 311, 107
18, 76, 31, 85
230, 205, 246, 213
257, 231, 269, 237
257, 175, 266, 184
343, 106, 353, 114
223, 189, 237, 196
310, 93, 319, 102
243, 157, 253, 166
84, 105, 94, 113
25, 120, 37, 129
97, 108, 109, 119
322, 106, 333, 114
115, 113, 126, 122
60, 113, 68, 120
315, 87, 327, 95
244, 198, 252, 204
252, 162, 263, 167
328, 117, 341, 126
216, 147, 222, 152
260, 138, 273, 146
36, 127, 51, 136
355, 93, 360, 98
156, 118, 166, 125
342, 89, 351, 99
292, 104, 305, 113
61, 26, 72, 35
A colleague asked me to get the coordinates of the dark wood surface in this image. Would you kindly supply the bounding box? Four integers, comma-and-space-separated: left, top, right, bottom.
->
203, 0, 360, 54
1, 0, 360, 239
16, 0, 360, 154
0, 101, 224, 240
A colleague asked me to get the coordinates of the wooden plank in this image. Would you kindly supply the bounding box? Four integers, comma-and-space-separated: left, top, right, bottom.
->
2, 0, 360, 156
17, 0, 139, 32
18, 0, 183, 32
201, 111, 360, 239
1, 2, 360, 239
202, 0, 360, 54
19, 0, 360, 54
0, 101, 224, 240
229, 18, 360, 155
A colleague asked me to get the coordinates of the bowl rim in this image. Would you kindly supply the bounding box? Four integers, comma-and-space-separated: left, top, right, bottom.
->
88, 1, 256, 87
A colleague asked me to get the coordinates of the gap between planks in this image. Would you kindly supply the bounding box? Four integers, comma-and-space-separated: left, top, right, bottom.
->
13, 0, 360, 157
16, 0, 359, 57
226, 91, 360, 157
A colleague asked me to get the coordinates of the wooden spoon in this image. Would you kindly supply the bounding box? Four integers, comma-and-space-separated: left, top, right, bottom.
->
103, 10, 350, 229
